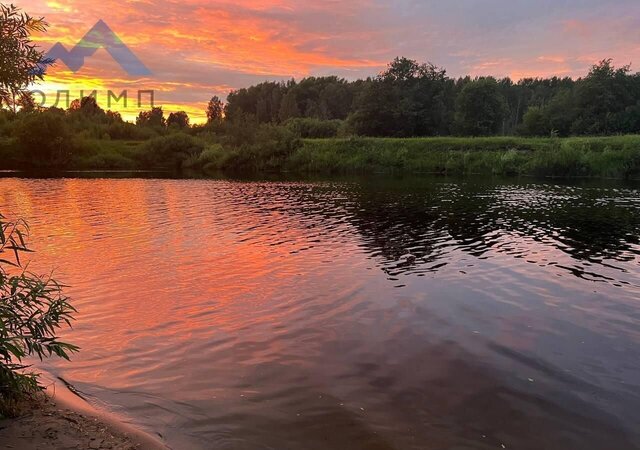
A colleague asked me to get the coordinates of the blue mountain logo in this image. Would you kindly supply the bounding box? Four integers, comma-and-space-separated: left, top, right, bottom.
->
45, 20, 151, 76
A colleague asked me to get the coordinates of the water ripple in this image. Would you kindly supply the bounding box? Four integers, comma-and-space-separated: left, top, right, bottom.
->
1, 175, 639, 449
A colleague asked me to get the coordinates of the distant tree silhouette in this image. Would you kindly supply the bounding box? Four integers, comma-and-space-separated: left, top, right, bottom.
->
167, 111, 189, 129
106, 110, 123, 123
137, 107, 166, 128
206, 96, 224, 124
69, 96, 104, 117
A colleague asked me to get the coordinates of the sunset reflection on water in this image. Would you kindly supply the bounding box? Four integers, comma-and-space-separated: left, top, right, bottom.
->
1, 176, 639, 450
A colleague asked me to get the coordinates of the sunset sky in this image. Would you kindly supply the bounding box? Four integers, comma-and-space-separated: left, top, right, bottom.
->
17, 0, 640, 123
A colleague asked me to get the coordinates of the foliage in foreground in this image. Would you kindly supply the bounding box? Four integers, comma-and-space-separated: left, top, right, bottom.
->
0, 3, 51, 111
0, 214, 78, 417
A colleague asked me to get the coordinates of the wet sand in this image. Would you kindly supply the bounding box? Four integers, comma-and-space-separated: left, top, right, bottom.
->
0, 395, 141, 449
0, 375, 166, 450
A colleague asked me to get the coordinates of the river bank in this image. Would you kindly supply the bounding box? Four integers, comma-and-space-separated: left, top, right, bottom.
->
3, 135, 640, 179
0, 373, 166, 450
289, 135, 640, 178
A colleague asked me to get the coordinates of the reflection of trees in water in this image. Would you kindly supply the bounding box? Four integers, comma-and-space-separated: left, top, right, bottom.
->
221, 176, 640, 281
325, 178, 640, 278
530, 203, 640, 261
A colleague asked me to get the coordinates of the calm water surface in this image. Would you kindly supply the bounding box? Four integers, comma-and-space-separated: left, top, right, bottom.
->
1, 175, 639, 450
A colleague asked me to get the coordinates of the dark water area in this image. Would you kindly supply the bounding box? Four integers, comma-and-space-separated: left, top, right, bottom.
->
1, 174, 639, 450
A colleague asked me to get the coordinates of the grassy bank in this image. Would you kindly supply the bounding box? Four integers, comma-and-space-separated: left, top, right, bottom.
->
4, 134, 640, 179
289, 136, 640, 178
0, 137, 145, 170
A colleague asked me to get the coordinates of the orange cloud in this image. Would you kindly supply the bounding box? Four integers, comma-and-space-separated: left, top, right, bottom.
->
25, 0, 391, 122
17, 0, 640, 122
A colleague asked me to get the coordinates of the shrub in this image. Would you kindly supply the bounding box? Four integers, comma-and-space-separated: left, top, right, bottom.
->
226, 124, 301, 171
285, 118, 343, 138
13, 110, 75, 166
0, 138, 19, 169
182, 144, 228, 171
214, 119, 301, 171
0, 214, 78, 417
106, 121, 158, 140
66, 139, 143, 170
138, 133, 205, 169
76, 152, 137, 170
0, 111, 14, 137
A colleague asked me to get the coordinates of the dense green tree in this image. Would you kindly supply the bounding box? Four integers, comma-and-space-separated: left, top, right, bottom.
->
317, 81, 352, 120
544, 88, 577, 136
571, 60, 635, 134
620, 101, 640, 132
292, 77, 352, 120
455, 78, 507, 136
285, 117, 342, 138
409, 64, 455, 136
225, 81, 285, 123
520, 106, 550, 136
347, 79, 399, 136
224, 77, 357, 125
381, 57, 432, 82
348, 59, 454, 137
279, 89, 301, 122
14, 109, 74, 166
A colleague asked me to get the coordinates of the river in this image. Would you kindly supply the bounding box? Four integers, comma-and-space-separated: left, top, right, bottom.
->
1, 174, 639, 449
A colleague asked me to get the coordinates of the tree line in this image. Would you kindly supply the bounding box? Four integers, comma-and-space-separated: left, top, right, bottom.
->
223, 57, 640, 137
15, 56, 638, 140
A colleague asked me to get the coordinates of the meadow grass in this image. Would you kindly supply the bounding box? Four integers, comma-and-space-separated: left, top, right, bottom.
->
4, 134, 640, 179
289, 136, 640, 179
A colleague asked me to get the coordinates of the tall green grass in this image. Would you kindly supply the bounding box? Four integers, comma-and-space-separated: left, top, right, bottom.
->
289, 136, 640, 179
5, 134, 640, 179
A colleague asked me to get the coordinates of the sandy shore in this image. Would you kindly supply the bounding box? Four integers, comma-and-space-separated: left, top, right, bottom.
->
0, 374, 167, 450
